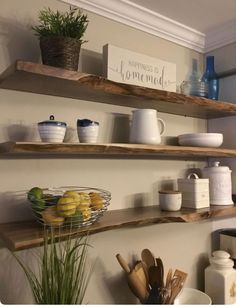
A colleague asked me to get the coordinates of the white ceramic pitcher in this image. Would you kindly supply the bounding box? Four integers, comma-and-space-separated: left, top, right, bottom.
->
130, 109, 166, 144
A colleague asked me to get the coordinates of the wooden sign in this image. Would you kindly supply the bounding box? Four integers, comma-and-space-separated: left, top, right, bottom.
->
103, 44, 176, 92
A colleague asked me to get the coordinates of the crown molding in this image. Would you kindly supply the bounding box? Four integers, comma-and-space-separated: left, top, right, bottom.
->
62, 0, 205, 53
61, 0, 236, 53
205, 20, 236, 53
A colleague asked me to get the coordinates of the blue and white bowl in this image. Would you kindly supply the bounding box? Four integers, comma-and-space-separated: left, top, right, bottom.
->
77, 119, 99, 143
38, 115, 67, 143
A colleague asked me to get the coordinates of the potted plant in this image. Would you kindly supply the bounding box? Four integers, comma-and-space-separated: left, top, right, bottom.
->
32, 7, 89, 71
13, 229, 93, 304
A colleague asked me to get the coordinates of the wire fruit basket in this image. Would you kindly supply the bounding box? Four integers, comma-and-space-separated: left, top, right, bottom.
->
27, 186, 111, 228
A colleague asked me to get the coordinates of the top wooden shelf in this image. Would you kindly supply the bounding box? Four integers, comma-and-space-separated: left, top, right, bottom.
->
1, 61, 236, 119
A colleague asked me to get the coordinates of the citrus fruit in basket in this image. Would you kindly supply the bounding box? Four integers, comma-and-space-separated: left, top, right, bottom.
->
57, 196, 77, 217
42, 206, 65, 226
78, 207, 91, 221
89, 192, 104, 210
27, 187, 45, 211
65, 211, 83, 225
63, 190, 81, 207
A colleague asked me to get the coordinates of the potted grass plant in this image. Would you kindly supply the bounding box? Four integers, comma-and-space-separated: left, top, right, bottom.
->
32, 7, 89, 71
13, 229, 93, 304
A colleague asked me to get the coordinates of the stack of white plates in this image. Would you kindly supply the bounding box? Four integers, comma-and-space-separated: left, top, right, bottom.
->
178, 133, 223, 147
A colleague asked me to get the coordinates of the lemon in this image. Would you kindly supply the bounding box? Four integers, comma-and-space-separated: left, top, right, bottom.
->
63, 191, 81, 207
58, 208, 76, 217
42, 206, 65, 226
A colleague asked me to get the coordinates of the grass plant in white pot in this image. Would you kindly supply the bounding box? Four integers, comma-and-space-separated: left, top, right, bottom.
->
13, 229, 93, 304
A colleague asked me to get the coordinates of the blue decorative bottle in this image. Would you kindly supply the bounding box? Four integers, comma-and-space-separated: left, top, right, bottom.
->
201, 56, 219, 100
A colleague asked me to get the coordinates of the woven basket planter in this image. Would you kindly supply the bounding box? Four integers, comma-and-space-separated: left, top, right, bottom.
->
40, 36, 81, 71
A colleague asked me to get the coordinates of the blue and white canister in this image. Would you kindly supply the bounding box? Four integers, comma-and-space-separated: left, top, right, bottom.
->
77, 119, 99, 143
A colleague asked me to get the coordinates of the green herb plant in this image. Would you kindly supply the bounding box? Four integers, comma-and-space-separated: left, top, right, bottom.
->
13, 229, 93, 304
32, 7, 89, 43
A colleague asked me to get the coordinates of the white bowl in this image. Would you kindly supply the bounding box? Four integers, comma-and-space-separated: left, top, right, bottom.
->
174, 288, 212, 305
178, 133, 223, 147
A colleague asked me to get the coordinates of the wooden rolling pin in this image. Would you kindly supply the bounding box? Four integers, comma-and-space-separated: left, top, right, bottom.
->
116, 254, 149, 303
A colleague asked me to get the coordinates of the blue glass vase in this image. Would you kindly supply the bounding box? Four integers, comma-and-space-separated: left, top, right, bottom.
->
201, 56, 219, 100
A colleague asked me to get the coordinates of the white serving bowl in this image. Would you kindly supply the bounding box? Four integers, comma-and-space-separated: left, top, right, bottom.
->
178, 133, 223, 147
38, 116, 67, 143
174, 288, 212, 305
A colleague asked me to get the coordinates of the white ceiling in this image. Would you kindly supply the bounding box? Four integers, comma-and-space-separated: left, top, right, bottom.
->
129, 0, 236, 33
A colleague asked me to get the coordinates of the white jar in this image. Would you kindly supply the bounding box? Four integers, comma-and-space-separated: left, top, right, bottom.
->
205, 250, 236, 304
202, 161, 233, 205
159, 190, 182, 211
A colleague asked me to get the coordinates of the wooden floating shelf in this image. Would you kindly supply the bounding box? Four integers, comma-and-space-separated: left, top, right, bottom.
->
1, 204, 236, 251
0, 142, 236, 158
1, 61, 236, 119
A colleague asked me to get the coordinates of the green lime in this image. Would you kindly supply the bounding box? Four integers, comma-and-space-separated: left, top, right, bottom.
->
65, 211, 83, 226
27, 187, 43, 201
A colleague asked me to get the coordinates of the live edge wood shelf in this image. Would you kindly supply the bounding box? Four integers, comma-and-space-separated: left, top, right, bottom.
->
1, 142, 236, 158
1, 205, 236, 251
1, 60, 236, 119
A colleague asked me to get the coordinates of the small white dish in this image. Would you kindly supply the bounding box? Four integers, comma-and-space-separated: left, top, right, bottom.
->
178, 133, 223, 147
38, 115, 66, 143
174, 288, 212, 305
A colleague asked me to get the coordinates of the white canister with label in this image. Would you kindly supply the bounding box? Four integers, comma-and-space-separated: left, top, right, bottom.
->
202, 161, 233, 205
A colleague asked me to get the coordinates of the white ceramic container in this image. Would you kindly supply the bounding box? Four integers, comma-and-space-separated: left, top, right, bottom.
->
174, 288, 212, 305
178, 173, 209, 209
178, 133, 223, 147
38, 115, 66, 143
130, 109, 165, 144
202, 161, 233, 205
77, 119, 99, 143
159, 190, 182, 211
205, 250, 236, 305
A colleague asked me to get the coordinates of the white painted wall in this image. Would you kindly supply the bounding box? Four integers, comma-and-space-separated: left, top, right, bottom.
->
0, 0, 222, 304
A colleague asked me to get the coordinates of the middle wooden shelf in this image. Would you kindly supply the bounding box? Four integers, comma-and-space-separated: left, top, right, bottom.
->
0, 141, 236, 158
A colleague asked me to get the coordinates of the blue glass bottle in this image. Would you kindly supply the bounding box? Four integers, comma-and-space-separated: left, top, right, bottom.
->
201, 56, 219, 100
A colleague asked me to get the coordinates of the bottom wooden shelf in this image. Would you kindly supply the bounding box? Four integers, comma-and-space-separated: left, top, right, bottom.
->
1, 204, 236, 251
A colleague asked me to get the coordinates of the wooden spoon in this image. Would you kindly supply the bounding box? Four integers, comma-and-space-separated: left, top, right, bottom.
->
141, 248, 156, 270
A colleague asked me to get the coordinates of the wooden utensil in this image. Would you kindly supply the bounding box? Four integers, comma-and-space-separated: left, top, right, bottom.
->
165, 268, 173, 288
116, 254, 149, 303
141, 248, 156, 270
140, 260, 149, 285
134, 261, 149, 291
167, 269, 188, 304
147, 265, 162, 304
156, 257, 164, 287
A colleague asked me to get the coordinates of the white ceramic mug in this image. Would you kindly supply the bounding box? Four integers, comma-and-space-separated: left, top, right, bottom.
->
77, 119, 99, 143
159, 190, 182, 211
130, 109, 165, 144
